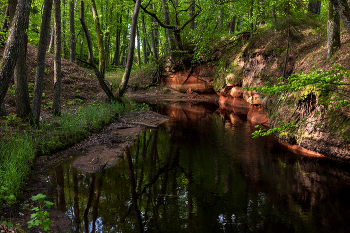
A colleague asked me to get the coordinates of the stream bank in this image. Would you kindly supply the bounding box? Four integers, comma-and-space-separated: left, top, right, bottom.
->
153, 28, 350, 161
10, 99, 350, 233
0, 109, 168, 232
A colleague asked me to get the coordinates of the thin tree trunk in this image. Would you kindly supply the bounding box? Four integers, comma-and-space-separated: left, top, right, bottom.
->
328, 0, 340, 58
218, 7, 224, 32
77, 38, 83, 65
47, 25, 54, 53
250, 0, 254, 37
137, 24, 141, 66
31, 0, 53, 124
62, 0, 65, 58
271, 6, 278, 32
52, 0, 62, 115
190, 0, 195, 29
79, 1, 93, 62
119, 0, 142, 97
69, 0, 76, 62
329, 0, 350, 37
79, 0, 115, 101
228, 4, 236, 34
90, 0, 105, 76
15, 34, 31, 117
150, 4, 158, 60
0, 0, 31, 115
161, 0, 175, 54
308, 1, 321, 14
141, 12, 148, 64
105, 31, 110, 69
113, 13, 121, 66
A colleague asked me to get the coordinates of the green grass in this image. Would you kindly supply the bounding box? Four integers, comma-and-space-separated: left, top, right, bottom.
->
0, 100, 140, 207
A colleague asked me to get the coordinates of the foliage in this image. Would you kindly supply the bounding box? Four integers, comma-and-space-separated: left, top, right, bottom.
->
27, 194, 54, 231
246, 66, 350, 137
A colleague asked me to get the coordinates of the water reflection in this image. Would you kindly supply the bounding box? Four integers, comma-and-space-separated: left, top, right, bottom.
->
49, 102, 350, 233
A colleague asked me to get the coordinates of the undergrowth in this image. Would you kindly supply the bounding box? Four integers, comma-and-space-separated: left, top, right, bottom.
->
0, 100, 141, 207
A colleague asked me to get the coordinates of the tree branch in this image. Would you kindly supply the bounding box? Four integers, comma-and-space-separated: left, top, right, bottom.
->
136, 0, 175, 29
176, 8, 202, 31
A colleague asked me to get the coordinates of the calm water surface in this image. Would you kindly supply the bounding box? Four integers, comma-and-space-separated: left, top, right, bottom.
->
48, 102, 350, 232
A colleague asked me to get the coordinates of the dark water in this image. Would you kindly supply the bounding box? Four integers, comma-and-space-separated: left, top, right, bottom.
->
48, 102, 350, 233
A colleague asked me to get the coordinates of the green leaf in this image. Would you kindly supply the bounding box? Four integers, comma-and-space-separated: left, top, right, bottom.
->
31, 193, 46, 202
42, 219, 53, 231
44, 201, 54, 208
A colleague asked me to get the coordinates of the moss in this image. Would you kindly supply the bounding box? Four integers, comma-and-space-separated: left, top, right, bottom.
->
327, 109, 350, 143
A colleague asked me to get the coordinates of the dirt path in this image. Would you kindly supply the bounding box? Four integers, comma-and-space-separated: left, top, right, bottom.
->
0, 110, 168, 232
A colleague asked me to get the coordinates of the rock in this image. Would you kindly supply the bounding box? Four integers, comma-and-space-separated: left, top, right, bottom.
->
162, 71, 214, 93
246, 93, 263, 105
230, 86, 243, 98
219, 96, 250, 115
247, 105, 269, 127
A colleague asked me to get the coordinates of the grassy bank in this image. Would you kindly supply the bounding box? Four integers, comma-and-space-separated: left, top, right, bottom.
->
0, 100, 140, 207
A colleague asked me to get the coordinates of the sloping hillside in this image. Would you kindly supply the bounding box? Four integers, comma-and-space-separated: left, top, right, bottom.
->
2, 44, 108, 119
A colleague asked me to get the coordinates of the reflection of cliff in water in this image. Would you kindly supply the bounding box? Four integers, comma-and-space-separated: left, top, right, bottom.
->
48, 102, 350, 232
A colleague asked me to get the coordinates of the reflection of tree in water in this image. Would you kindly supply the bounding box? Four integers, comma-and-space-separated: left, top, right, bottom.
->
49, 108, 350, 233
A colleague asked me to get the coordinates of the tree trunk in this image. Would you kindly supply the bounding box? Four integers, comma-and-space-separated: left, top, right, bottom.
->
79, 1, 93, 62
161, 0, 175, 54
47, 25, 54, 53
62, 0, 66, 58
308, 1, 321, 14
78, 38, 83, 65
328, 1, 340, 58
90, 0, 105, 76
271, 7, 278, 32
190, 0, 195, 29
250, 0, 254, 37
329, 0, 350, 37
150, 4, 158, 60
119, 0, 142, 97
52, 0, 62, 115
79, 0, 115, 101
228, 7, 236, 35
113, 13, 122, 66
12, 0, 31, 118
218, 7, 224, 32
0, 0, 31, 115
105, 31, 110, 69
136, 24, 141, 66
8, 0, 17, 27
141, 12, 148, 64
15, 33, 31, 118
69, 0, 76, 62
31, 0, 53, 124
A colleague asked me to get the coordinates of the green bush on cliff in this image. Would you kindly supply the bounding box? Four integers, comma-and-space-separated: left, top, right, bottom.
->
247, 65, 350, 138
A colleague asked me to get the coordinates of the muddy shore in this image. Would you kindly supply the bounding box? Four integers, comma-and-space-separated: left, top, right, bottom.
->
0, 108, 169, 232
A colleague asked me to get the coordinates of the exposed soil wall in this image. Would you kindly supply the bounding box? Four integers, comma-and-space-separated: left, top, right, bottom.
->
160, 28, 350, 161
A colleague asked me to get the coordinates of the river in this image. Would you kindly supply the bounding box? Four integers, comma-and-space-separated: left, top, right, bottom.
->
47, 101, 350, 232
